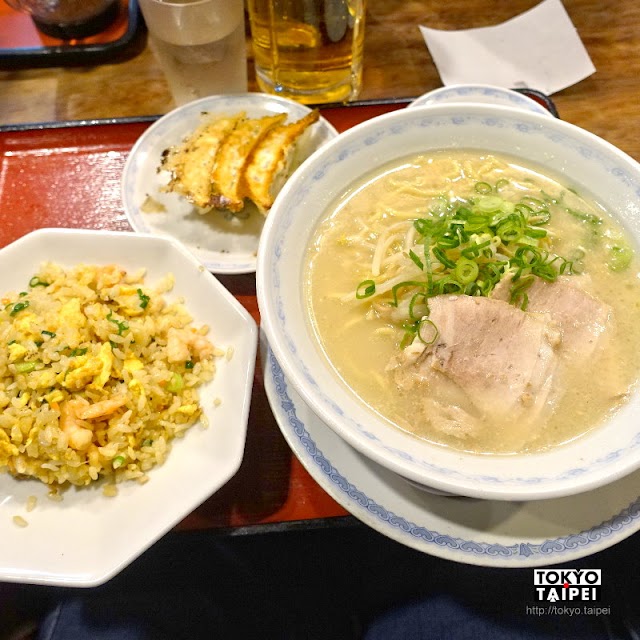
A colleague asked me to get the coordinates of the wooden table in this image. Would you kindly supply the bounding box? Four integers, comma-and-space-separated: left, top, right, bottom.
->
1, 0, 639, 165
1, 0, 640, 534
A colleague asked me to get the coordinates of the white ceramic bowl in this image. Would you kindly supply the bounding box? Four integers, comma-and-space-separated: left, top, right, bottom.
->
122, 93, 338, 274
257, 103, 640, 502
0, 229, 257, 586
409, 83, 552, 117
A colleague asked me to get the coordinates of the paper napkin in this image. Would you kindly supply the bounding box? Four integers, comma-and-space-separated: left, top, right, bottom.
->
419, 0, 595, 95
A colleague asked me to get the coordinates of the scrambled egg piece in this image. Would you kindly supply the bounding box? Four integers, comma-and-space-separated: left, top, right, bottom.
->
124, 357, 144, 373
8, 342, 28, 363
58, 298, 87, 347
91, 342, 114, 390
13, 311, 38, 338
60, 354, 102, 391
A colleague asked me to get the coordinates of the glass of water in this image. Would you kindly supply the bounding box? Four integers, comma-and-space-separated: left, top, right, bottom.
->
137, 0, 248, 106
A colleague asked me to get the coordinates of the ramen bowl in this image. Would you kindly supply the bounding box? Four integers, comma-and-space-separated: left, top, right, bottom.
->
257, 103, 640, 501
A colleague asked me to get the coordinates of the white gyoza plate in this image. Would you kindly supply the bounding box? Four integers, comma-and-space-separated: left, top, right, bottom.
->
0, 229, 257, 586
122, 93, 338, 274
263, 343, 640, 568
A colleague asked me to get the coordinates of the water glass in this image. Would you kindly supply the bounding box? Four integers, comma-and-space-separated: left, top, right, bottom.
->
138, 0, 248, 106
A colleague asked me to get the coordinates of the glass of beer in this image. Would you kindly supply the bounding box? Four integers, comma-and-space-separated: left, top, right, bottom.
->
137, 0, 248, 106
247, 0, 366, 104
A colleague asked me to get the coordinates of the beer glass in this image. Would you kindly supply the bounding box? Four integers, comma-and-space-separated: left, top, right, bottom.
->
247, 0, 366, 104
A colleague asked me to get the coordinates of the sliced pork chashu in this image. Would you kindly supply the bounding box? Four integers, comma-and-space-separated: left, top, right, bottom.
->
390, 295, 561, 447
491, 275, 612, 363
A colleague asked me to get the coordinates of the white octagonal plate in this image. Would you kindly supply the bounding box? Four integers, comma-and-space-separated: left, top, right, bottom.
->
0, 229, 257, 586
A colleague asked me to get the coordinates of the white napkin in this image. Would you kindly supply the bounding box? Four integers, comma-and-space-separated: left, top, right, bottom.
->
419, 0, 595, 95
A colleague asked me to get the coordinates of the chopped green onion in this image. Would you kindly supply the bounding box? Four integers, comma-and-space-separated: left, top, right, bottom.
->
524, 227, 547, 239
474, 182, 492, 194
436, 232, 460, 250
408, 249, 424, 271
461, 240, 491, 259
356, 280, 376, 299
112, 455, 126, 469
417, 318, 438, 345
391, 281, 428, 308
434, 276, 465, 295
496, 217, 522, 242
454, 258, 479, 284
476, 195, 504, 212
185, 360, 195, 369
559, 258, 574, 275
414, 217, 447, 237
422, 236, 434, 290
167, 372, 184, 393
464, 282, 483, 296
519, 196, 545, 211
354, 183, 583, 333
566, 208, 602, 225
69, 347, 88, 357
608, 245, 633, 272
432, 247, 456, 269
29, 276, 49, 288
15, 362, 36, 374
408, 292, 429, 321
9, 301, 30, 316
529, 210, 551, 225
41, 330, 56, 338
137, 288, 150, 309
509, 276, 535, 310
531, 262, 558, 282
465, 214, 491, 233
399, 324, 418, 349
106, 311, 129, 335
18, 291, 28, 297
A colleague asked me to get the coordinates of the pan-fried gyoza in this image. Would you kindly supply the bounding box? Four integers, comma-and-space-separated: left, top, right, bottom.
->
160, 110, 319, 215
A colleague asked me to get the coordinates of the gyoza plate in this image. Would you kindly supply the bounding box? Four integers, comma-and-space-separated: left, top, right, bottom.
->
122, 93, 338, 274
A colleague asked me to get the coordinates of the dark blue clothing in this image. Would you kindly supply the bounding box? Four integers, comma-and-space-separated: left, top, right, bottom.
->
20, 523, 640, 640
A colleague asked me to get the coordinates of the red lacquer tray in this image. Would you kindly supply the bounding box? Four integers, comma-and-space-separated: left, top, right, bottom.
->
0, 93, 559, 532
0, 99, 408, 532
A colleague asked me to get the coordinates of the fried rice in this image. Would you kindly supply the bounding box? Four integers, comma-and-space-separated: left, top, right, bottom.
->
0, 263, 219, 492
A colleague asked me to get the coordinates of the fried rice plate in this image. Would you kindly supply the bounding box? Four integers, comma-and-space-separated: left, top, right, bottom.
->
0, 263, 219, 492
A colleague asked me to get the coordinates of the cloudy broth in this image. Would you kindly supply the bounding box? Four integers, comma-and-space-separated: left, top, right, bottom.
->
304, 151, 640, 454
